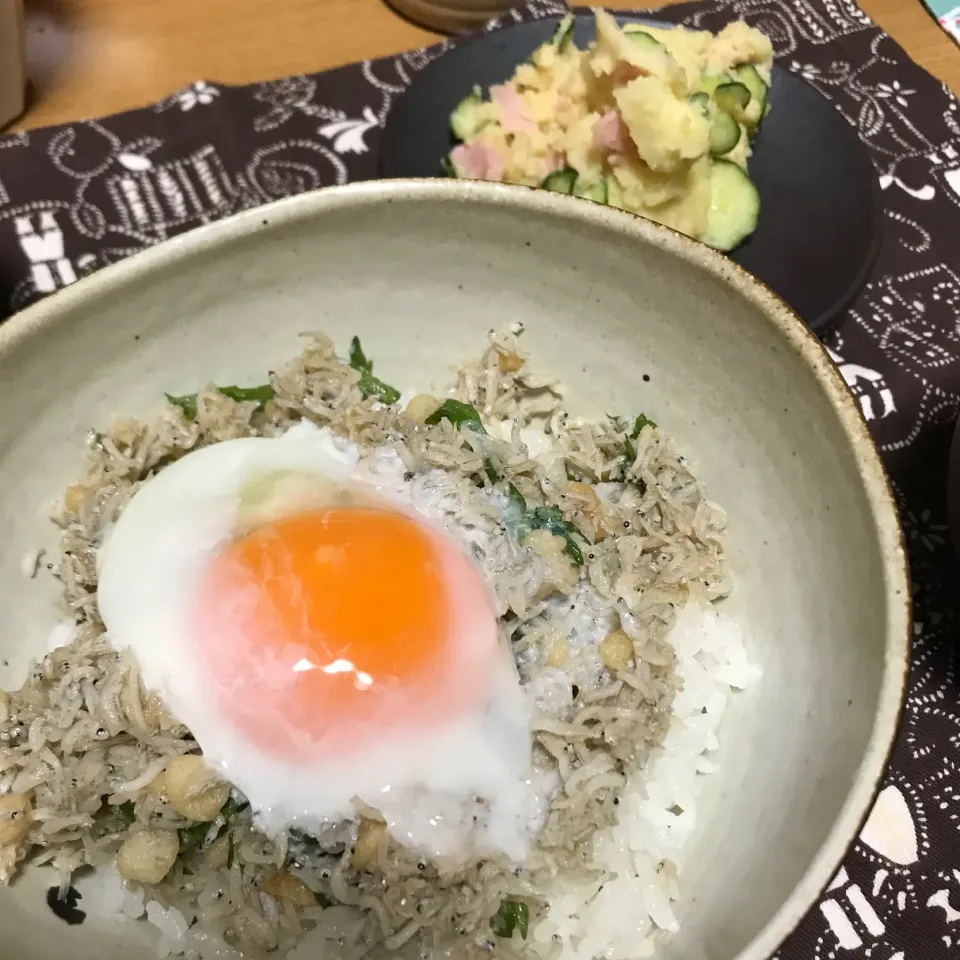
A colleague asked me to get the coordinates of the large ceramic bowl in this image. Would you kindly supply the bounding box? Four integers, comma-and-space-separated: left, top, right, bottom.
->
0, 180, 908, 960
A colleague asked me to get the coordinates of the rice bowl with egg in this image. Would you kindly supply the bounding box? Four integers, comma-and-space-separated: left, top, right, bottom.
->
1, 326, 758, 960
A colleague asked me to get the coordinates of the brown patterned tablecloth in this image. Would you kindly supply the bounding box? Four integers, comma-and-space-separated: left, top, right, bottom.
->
0, 1, 958, 957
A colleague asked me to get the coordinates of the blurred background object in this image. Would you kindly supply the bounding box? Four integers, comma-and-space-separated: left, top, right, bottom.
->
0, 0, 25, 129
921, 0, 960, 41
386, 0, 516, 33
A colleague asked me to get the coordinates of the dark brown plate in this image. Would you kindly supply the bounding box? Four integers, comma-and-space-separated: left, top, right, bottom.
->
379, 11, 884, 334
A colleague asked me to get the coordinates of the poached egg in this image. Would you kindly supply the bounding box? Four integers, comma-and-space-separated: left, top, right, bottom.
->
97, 423, 537, 861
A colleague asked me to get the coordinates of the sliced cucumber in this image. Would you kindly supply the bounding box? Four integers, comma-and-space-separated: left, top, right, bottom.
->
575, 179, 609, 204
696, 73, 733, 98
541, 168, 578, 194
709, 111, 741, 156
751, 98, 772, 139
689, 91, 710, 116
702, 160, 760, 252
441, 155, 457, 178
714, 82, 751, 119
733, 64, 768, 127
550, 13, 575, 52
627, 30, 665, 53
450, 86, 488, 141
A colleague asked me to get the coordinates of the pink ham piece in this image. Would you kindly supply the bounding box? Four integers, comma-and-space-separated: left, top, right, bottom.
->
593, 110, 631, 153
449, 142, 505, 182
490, 84, 538, 135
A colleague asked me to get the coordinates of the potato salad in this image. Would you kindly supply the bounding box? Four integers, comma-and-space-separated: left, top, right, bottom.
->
446, 9, 774, 251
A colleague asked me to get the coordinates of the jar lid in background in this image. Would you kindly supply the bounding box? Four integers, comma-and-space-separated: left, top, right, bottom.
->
386, 0, 514, 34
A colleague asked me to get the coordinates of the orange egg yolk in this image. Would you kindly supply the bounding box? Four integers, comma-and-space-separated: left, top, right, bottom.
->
195, 506, 492, 759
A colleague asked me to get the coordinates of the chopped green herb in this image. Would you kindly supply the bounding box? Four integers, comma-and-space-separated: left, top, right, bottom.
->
115, 801, 136, 827
484, 458, 500, 483
314, 891, 336, 909
178, 796, 247, 852
491, 899, 530, 939
220, 796, 249, 821
619, 413, 657, 465
348, 336, 373, 373
178, 821, 212, 853
165, 384, 275, 421
289, 827, 320, 849
357, 372, 400, 404
424, 399, 487, 434
217, 384, 275, 408
529, 505, 585, 565
507, 483, 527, 513
212, 796, 250, 841
504, 485, 584, 565
348, 336, 401, 405
166, 392, 198, 421
630, 413, 657, 438
227, 833, 236, 869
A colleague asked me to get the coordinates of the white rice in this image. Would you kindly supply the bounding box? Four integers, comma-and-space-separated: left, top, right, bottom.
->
527, 602, 758, 960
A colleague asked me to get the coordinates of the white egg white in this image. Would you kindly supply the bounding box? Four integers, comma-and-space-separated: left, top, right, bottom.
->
97, 422, 540, 862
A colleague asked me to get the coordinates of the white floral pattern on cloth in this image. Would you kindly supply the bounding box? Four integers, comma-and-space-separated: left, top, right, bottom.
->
156, 80, 221, 112
0, 1, 957, 957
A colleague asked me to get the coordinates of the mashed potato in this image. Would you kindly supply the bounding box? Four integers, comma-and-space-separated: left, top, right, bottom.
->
447, 9, 774, 251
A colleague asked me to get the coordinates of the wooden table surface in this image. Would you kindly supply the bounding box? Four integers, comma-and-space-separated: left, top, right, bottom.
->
17, 0, 960, 131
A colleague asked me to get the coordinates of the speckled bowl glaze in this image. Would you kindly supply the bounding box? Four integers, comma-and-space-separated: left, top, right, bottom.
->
0, 180, 909, 960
